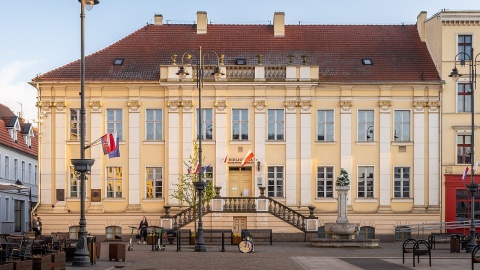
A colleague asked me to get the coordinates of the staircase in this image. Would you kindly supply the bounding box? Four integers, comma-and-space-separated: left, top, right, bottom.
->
168, 196, 316, 232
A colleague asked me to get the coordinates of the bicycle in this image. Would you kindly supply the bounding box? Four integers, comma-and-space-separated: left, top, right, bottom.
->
127, 226, 137, 251
238, 230, 254, 253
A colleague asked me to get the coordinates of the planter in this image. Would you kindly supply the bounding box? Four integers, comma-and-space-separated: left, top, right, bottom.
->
0, 263, 13, 270
51, 252, 66, 270
32, 254, 51, 270
108, 243, 125, 262
232, 236, 241, 245
11, 260, 32, 270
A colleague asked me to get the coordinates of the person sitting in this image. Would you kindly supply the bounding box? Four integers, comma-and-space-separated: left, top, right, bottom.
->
138, 216, 149, 244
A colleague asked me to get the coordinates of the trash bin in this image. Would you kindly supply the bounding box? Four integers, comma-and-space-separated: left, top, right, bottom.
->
450, 234, 460, 253
87, 236, 97, 264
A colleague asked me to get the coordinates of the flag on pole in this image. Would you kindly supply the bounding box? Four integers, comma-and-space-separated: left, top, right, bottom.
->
187, 166, 191, 174
199, 164, 211, 174
101, 134, 110, 154
223, 155, 227, 163
101, 132, 117, 155
193, 163, 201, 174
108, 132, 120, 158
241, 149, 254, 166
462, 166, 469, 181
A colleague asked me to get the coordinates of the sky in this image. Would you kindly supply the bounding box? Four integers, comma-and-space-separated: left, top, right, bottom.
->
1, 0, 480, 124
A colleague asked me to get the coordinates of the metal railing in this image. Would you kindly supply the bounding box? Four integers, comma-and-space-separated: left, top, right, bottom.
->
394, 220, 480, 242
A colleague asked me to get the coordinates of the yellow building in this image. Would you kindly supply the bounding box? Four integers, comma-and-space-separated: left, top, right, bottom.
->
31, 11, 442, 240
423, 10, 480, 230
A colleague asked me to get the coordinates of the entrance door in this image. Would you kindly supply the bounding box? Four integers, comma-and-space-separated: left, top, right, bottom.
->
233, 217, 247, 235
229, 167, 252, 197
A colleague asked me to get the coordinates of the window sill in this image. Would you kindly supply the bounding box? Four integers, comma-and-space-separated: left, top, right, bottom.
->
315, 198, 337, 203
391, 198, 413, 203
265, 141, 286, 145
103, 198, 125, 202
392, 141, 413, 146
354, 198, 378, 203
230, 140, 251, 145
315, 141, 336, 144
142, 198, 165, 203
143, 141, 165, 145
355, 141, 377, 145
66, 198, 89, 202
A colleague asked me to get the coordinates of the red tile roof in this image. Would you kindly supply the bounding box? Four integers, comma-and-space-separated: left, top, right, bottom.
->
32, 24, 440, 84
0, 104, 38, 158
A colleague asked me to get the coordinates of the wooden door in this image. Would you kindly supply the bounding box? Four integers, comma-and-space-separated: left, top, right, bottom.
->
229, 167, 252, 197
233, 217, 247, 235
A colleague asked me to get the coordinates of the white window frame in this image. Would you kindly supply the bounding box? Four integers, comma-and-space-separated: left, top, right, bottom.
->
394, 167, 410, 198
394, 110, 411, 142
5, 156, 9, 179
267, 166, 284, 198
21, 161, 25, 181
196, 108, 214, 141
232, 109, 248, 141
69, 108, 80, 141
107, 109, 123, 141
317, 110, 334, 142
14, 159, 18, 181
358, 166, 374, 198
267, 109, 285, 141
358, 110, 374, 142
146, 109, 163, 141
317, 166, 334, 198
69, 166, 79, 198
106, 166, 123, 198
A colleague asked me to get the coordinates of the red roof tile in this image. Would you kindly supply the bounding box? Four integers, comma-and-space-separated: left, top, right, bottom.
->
0, 104, 38, 158
32, 24, 440, 84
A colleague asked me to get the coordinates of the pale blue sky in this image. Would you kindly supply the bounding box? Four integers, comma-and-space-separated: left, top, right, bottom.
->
1, 0, 480, 122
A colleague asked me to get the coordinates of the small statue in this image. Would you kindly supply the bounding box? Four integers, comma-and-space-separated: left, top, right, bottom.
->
336, 168, 350, 186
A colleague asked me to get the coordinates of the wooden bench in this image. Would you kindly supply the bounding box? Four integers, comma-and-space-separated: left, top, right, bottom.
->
243, 229, 273, 245
472, 244, 480, 270
428, 233, 452, 250
402, 238, 416, 265
203, 229, 233, 245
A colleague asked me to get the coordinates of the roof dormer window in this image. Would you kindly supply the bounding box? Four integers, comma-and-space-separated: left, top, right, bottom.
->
22, 123, 34, 148
7, 116, 20, 142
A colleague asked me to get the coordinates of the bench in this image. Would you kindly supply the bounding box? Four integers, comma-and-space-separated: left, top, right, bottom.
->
428, 233, 453, 250
472, 244, 480, 270
203, 229, 233, 244
412, 239, 431, 267
243, 229, 273, 245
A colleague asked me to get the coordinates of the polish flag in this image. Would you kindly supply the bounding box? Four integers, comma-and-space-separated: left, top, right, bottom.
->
194, 164, 201, 174
223, 156, 227, 163
241, 149, 254, 166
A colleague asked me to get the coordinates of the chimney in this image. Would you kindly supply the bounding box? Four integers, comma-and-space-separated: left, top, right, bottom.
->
197, 11, 208, 34
274, 12, 285, 37
154, 14, 163, 25
416, 11, 427, 42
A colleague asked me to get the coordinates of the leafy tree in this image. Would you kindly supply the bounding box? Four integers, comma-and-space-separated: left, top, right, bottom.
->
171, 143, 216, 233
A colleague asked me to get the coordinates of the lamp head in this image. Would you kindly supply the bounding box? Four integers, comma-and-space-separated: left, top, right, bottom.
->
78, 0, 100, 4
449, 67, 462, 82
212, 66, 224, 80
176, 66, 189, 79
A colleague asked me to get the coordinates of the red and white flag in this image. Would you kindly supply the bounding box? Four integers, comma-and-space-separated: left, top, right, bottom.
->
462, 166, 469, 181
193, 163, 201, 174
241, 149, 254, 166
223, 155, 227, 163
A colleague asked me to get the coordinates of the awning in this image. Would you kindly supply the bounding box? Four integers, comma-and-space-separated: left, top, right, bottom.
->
0, 182, 29, 191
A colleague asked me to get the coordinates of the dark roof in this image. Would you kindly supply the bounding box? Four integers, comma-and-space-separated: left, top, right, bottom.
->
7, 116, 18, 128
33, 23, 440, 84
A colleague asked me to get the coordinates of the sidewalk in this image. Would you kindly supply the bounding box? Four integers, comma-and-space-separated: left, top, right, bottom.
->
66, 241, 473, 270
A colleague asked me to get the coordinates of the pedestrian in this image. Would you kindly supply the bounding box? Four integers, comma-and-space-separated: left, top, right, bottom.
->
32, 215, 40, 237
138, 216, 148, 244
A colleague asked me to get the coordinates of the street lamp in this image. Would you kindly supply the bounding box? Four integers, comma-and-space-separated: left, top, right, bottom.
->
71, 0, 98, 266
176, 47, 223, 252
450, 47, 480, 253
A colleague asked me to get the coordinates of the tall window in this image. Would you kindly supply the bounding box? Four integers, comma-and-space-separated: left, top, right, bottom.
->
69, 108, 80, 140
394, 167, 410, 198
317, 110, 334, 142
458, 35, 472, 61
232, 109, 248, 140
197, 108, 213, 140
106, 166, 122, 198
69, 166, 79, 198
358, 110, 374, 142
146, 109, 163, 141
394, 110, 410, 142
146, 167, 163, 199
21, 161, 25, 181
14, 159, 18, 180
34, 165, 37, 185
14, 200, 23, 232
458, 83, 472, 113
358, 166, 374, 198
28, 163, 31, 183
457, 134, 472, 164
5, 156, 9, 179
317, 166, 334, 198
107, 109, 123, 141
267, 109, 284, 141
267, 166, 284, 198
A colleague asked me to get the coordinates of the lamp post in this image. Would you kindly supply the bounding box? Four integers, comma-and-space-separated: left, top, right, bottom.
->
71, 0, 98, 266
176, 47, 223, 252
450, 47, 480, 253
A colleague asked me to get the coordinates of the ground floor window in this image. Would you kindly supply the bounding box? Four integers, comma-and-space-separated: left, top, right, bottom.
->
267, 166, 284, 198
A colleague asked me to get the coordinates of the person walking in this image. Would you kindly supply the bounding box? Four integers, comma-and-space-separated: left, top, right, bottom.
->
138, 216, 149, 244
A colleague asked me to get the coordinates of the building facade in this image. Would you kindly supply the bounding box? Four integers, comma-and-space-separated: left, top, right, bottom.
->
31, 11, 442, 239
423, 10, 480, 230
0, 103, 38, 234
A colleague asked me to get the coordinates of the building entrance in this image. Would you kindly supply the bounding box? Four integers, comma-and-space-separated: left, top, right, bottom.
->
229, 167, 252, 197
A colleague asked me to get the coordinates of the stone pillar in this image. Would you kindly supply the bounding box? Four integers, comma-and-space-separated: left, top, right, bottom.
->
336, 185, 349, 223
